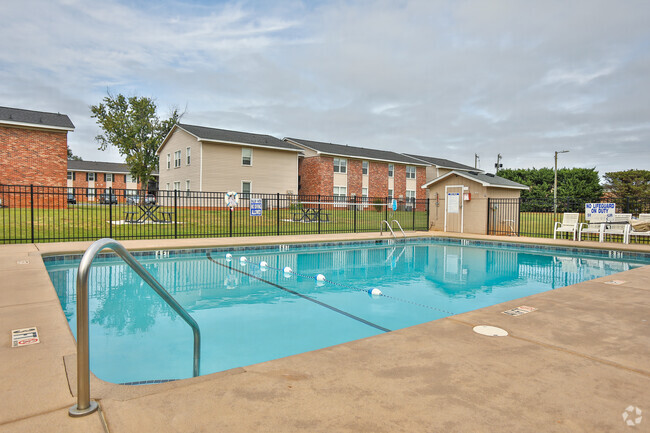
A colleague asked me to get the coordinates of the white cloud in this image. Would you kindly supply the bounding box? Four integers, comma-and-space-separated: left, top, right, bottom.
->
1, 0, 649, 173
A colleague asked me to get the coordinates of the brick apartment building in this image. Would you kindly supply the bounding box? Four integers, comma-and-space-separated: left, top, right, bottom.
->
67, 160, 158, 203
0, 106, 74, 187
284, 137, 430, 204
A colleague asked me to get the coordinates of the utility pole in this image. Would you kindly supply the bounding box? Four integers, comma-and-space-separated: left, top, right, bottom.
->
554, 150, 569, 217
474, 153, 480, 169
494, 154, 502, 173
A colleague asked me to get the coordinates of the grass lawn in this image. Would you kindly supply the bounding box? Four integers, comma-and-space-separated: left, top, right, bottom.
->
1, 204, 429, 243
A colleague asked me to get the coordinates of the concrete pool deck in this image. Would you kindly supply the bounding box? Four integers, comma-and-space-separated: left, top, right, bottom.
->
0, 232, 648, 432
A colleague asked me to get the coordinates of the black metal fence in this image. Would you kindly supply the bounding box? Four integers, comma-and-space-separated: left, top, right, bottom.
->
0, 184, 430, 244
487, 196, 650, 243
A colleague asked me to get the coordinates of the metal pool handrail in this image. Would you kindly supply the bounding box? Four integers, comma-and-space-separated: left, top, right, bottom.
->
391, 220, 406, 237
380, 220, 396, 238
69, 238, 201, 417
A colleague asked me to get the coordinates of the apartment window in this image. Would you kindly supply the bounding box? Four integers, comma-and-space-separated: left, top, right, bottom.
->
388, 189, 393, 199
362, 187, 368, 204
186, 147, 191, 165
362, 161, 369, 175
241, 181, 251, 199
86, 172, 96, 182
105, 173, 113, 182
87, 188, 95, 199
388, 164, 394, 178
174, 151, 181, 168
67, 187, 74, 194
333, 158, 347, 173
125, 174, 134, 183
166, 183, 170, 190
167, 153, 171, 169
242, 148, 252, 166
406, 190, 416, 202
173, 181, 181, 191
67, 172, 74, 181
406, 165, 416, 179
333, 186, 347, 204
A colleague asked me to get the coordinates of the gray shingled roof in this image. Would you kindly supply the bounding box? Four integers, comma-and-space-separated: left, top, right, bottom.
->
67, 160, 159, 175
422, 170, 528, 189
0, 106, 74, 130
178, 124, 300, 151
285, 137, 428, 165
404, 154, 478, 171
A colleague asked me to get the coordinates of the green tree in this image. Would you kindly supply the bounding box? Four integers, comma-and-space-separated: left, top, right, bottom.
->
603, 170, 650, 199
91, 93, 181, 189
67, 145, 82, 161
498, 167, 603, 201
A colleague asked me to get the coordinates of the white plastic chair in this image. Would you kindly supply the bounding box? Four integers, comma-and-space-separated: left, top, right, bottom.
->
578, 213, 606, 242
626, 213, 650, 244
602, 213, 631, 243
553, 213, 579, 240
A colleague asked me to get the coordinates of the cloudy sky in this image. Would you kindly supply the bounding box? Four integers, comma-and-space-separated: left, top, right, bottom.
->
1, 0, 649, 174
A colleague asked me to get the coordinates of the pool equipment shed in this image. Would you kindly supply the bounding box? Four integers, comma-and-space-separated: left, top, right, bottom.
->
421, 171, 528, 235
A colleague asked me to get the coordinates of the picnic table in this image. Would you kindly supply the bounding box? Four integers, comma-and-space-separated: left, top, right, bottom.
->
125, 204, 172, 223
292, 207, 330, 223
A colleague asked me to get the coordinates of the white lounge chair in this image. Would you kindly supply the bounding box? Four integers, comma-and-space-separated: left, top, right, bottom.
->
553, 213, 579, 240
578, 213, 606, 242
626, 213, 650, 244
602, 213, 631, 243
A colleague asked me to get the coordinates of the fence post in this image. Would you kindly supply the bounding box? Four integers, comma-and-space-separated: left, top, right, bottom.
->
318, 194, 321, 235
517, 198, 521, 236
30, 184, 34, 243
385, 196, 388, 222
412, 198, 415, 230
109, 187, 113, 239
276, 193, 280, 236
487, 198, 491, 235
353, 195, 357, 233
174, 189, 178, 239
426, 199, 430, 231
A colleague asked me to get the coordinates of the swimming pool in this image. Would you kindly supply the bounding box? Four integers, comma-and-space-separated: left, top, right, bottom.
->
45, 238, 650, 384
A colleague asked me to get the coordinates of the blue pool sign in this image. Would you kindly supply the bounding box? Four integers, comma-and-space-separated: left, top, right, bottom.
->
250, 198, 263, 216
391, 199, 398, 211
585, 203, 615, 221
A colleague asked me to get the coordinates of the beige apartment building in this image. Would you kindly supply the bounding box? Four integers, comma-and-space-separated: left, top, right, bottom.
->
157, 124, 302, 199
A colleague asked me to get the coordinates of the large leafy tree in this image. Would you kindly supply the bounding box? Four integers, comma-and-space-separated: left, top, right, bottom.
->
603, 170, 650, 200
498, 167, 603, 200
91, 93, 181, 189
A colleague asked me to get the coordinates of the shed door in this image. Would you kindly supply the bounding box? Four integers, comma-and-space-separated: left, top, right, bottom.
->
444, 185, 464, 233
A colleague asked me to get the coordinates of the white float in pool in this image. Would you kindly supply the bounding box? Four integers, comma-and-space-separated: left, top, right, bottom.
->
283, 266, 292, 273
240, 256, 247, 263
225, 253, 232, 261
316, 274, 326, 281
473, 325, 508, 337
368, 288, 382, 296
260, 261, 268, 268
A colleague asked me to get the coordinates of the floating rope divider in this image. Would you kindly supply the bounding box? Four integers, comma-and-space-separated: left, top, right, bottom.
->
238, 255, 455, 316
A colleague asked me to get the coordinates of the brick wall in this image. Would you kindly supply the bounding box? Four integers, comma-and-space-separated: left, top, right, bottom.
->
368, 162, 388, 199
394, 164, 406, 199
0, 125, 68, 187
347, 160, 362, 197
416, 166, 427, 210
298, 156, 333, 197
70, 172, 131, 203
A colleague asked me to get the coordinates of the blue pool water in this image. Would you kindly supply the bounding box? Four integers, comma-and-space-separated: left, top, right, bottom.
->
45, 238, 650, 384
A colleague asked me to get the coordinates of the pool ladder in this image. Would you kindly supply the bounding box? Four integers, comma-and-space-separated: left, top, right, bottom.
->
69, 238, 201, 417
380, 220, 406, 238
